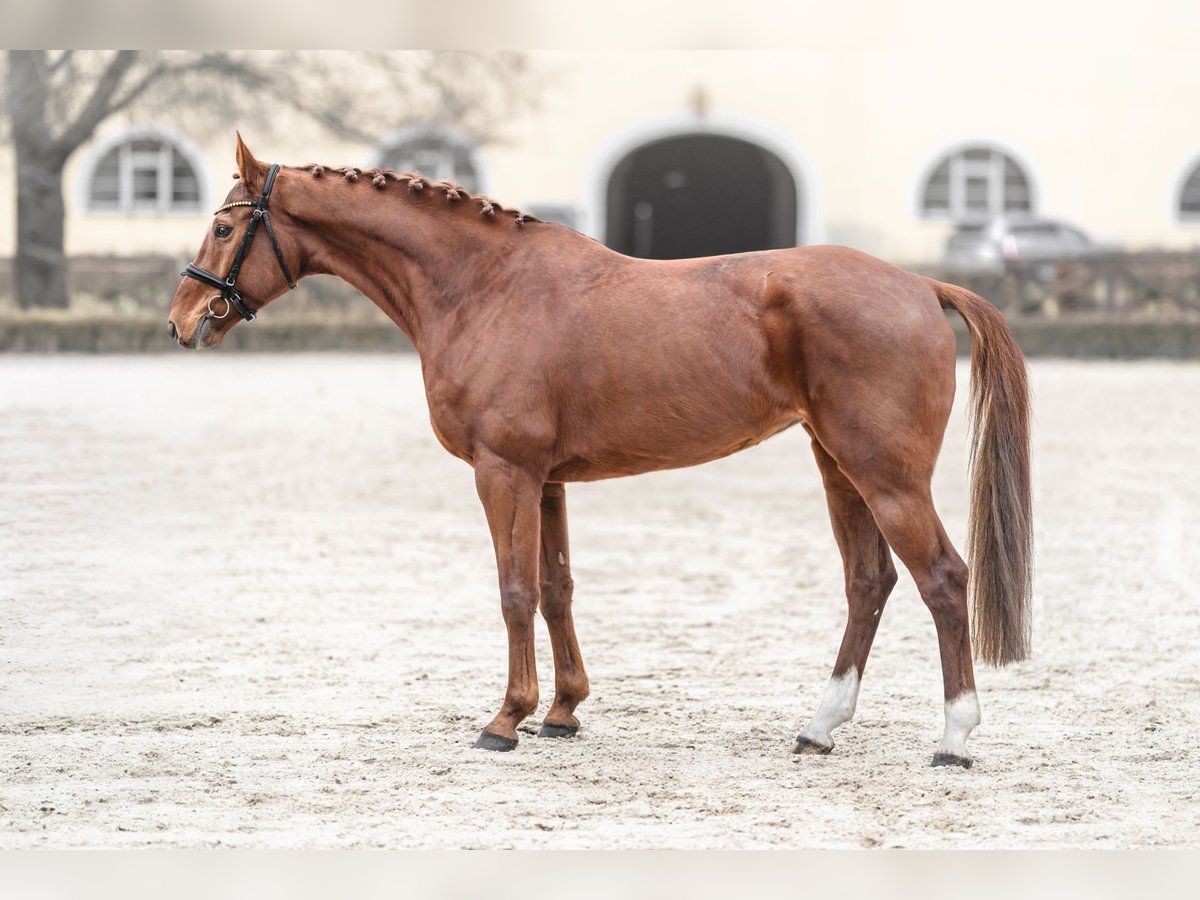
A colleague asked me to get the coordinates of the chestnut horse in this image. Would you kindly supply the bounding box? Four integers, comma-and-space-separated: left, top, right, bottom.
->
169, 136, 1032, 767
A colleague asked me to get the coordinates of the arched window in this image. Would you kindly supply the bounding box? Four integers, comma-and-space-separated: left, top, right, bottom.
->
372, 124, 487, 194
82, 127, 205, 214
1179, 160, 1200, 220
920, 145, 1034, 221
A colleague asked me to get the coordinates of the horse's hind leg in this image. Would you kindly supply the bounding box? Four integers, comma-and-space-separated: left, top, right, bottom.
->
536, 483, 589, 737
856, 483, 979, 767
793, 438, 898, 755
822, 434, 981, 767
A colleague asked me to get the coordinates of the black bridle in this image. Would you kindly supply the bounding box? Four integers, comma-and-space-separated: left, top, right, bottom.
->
182, 163, 296, 322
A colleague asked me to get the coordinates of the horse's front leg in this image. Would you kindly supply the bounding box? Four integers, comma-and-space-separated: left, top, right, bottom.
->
473, 451, 544, 751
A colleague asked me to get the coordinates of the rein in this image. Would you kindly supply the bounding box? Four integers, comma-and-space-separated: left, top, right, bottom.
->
182, 163, 296, 322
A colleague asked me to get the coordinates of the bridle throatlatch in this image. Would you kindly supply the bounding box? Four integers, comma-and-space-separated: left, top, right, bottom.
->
182, 163, 296, 322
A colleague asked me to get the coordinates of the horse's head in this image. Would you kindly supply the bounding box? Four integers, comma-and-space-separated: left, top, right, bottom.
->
168, 134, 301, 349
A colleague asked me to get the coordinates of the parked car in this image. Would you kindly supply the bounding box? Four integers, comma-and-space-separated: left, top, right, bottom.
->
941, 217, 1101, 276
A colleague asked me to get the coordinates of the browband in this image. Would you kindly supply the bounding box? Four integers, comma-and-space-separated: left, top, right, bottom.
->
214, 199, 256, 214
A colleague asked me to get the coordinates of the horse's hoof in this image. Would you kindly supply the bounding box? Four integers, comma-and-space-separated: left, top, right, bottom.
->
474, 730, 518, 752
931, 752, 973, 769
792, 736, 833, 755
538, 723, 579, 739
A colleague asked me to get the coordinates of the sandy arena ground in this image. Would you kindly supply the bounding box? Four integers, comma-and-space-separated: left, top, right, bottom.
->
1, 353, 1198, 848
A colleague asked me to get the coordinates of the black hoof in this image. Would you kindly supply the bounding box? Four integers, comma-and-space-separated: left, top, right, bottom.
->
474, 730, 518, 752
537, 723, 579, 739
931, 752, 973, 768
792, 736, 833, 755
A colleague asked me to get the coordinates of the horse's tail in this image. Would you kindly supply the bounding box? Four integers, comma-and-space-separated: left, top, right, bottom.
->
928, 279, 1033, 665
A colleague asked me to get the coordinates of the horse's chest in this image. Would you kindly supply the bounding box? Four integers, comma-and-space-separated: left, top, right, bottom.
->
427, 409, 473, 463
423, 367, 548, 465
422, 376, 476, 464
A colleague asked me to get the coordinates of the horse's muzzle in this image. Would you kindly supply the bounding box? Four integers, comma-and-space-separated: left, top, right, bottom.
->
168, 316, 211, 350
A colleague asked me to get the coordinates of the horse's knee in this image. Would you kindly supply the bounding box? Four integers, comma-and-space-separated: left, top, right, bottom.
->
538, 574, 575, 623
508, 684, 540, 715
500, 584, 538, 624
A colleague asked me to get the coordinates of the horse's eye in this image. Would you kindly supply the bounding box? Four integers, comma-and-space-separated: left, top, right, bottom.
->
214, 224, 233, 238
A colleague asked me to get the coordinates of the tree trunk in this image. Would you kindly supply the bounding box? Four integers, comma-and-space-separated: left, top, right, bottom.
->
7, 51, 70, 310
13, 141, 69, 310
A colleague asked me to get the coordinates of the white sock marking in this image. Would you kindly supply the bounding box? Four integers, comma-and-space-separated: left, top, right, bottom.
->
798, 670, 860, 748
938, 691, 981, 758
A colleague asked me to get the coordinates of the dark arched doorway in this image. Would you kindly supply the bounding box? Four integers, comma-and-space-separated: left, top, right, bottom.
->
605, 134, 799, 259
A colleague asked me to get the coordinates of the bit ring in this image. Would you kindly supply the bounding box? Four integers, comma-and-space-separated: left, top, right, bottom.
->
206, 295, 231, 319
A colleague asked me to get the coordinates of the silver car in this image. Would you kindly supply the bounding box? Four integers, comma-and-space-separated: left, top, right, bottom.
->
942, 217, 1098, 275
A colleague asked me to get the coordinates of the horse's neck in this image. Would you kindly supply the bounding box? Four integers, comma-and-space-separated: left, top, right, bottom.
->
299, 189, 511, 352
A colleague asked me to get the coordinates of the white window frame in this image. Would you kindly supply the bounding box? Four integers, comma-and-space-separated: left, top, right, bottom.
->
915, 140, 1038, 223
77, 125, 209, 216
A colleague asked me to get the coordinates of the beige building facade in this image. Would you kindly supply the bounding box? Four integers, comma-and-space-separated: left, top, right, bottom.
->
3, 47, 1200, 266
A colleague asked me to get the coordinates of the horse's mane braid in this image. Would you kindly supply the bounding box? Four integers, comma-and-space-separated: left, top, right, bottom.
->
298, 162, 540, 227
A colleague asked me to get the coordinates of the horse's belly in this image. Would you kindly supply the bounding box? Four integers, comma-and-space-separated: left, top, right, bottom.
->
548, 406, 801, 482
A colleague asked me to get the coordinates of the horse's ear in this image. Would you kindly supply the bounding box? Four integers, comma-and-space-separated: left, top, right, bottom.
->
234, 131, 267, 191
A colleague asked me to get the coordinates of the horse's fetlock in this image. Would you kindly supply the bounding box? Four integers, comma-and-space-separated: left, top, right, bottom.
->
506, 688, 540, 719
566, 677, 590, 706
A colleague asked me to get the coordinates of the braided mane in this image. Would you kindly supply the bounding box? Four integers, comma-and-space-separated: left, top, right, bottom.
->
292, 163, 540, 228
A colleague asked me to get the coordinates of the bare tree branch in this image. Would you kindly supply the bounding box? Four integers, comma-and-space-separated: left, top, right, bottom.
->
106, 53, 235, 121
28, 49, 52, 86
53, 50, 138, 155
48, 50, 73, 74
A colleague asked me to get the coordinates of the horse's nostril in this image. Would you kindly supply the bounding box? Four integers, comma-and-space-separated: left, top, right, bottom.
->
168, 321, 178, 340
